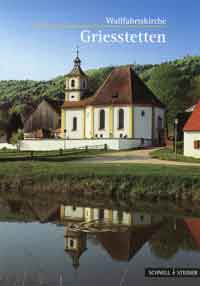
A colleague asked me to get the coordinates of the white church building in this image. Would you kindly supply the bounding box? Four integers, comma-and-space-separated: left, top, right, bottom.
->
60, 52, 165, 148
20, 52, 165, 151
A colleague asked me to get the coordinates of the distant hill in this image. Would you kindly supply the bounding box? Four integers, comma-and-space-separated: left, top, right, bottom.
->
1, 55, 200, 131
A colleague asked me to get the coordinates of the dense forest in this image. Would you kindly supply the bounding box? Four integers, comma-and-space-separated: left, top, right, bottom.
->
0, 55, 200, 139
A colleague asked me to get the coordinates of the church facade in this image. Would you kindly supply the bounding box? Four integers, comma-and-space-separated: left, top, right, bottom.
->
61, 52, 165, 146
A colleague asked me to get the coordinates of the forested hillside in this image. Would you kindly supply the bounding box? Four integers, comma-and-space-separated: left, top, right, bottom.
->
0, 55, 200, 137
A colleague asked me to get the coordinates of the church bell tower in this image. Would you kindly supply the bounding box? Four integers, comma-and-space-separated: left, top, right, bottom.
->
65, 47, 88, 102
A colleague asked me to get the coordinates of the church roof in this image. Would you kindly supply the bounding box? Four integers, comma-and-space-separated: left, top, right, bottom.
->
23, 97, 63, 122
184, 218, 200, 249
183, 101, 200, 131
96, 225, 159, 261
62, 66, 165, 108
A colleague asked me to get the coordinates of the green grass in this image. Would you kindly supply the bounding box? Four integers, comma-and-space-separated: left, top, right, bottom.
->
1, 149, 200, 201
0, 148, 200, 179
150, 148, 200, 163
0, 148, 105, 162
0, 160, 200, 179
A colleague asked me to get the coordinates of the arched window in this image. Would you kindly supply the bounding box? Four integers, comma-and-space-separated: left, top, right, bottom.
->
70, 239, 74, 248
71, 79, 75, 88
83, 80, 86, 89
72, 117, 77, 131
118, 109, 124, 129
99, 109, 105, 130
157, 116, 163, 129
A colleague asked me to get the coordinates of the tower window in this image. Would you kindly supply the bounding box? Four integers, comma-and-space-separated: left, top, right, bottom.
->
157, 116, 163, 129
99, 109, 105, 130
83, 80, 86, 89
141, 110, 145, 117
71, 79, 75, 88
118, 109, 124, 129
72, 117, 77, 131
70, 239, 74, 248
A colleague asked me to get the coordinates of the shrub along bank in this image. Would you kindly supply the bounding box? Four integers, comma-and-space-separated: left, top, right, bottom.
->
1, 161, 200, 202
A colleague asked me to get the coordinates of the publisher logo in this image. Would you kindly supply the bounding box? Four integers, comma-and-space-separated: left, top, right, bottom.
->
145, 268, 200, 278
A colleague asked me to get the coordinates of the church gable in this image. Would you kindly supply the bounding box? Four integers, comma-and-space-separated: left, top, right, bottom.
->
90, 66, 165, 107
90, 67, 132, 105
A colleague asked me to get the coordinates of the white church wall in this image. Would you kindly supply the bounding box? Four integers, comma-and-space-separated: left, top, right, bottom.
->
65, 77, 81, 101
134, 106, 152, 139
65, 109, 84, 139
67, 91, 80, 101
20, 138, 152, 151
64, 206, 84, 219
133, 213, 151, 225
184, 131, 200, 158
94, 107, 110, 138
113, 106, 129, 138
85, 106, 92, 138
0, 143, 17, 150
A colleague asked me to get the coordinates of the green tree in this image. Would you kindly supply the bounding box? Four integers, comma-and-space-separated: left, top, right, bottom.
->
10, 129, 24, 151
147, 64, 190, 132
0, 109, 9, 139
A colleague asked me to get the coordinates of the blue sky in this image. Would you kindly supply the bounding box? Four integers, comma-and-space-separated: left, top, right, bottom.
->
0, 0, 199, 80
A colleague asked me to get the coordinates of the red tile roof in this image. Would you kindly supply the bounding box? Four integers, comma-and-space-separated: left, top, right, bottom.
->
183, 101, 200, 131
62, 66, 165, 109
184, 218, 200, 248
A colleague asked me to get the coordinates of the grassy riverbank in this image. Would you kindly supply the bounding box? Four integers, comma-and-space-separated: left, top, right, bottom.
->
150, 148, 200, 163
1, 160, 200, 201
0, 148, 106, 161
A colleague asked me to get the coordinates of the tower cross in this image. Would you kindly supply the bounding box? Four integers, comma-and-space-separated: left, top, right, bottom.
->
76, 45, 79, 58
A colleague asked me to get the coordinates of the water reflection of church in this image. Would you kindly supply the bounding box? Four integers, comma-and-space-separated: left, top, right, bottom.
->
59, 204, 163, 269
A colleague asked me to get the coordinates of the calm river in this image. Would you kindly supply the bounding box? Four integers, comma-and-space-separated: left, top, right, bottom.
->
0, 195, 199, 285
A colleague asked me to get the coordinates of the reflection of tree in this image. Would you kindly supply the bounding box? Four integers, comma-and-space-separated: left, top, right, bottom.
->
149, 219, 197, 259
7, 199, 23, 213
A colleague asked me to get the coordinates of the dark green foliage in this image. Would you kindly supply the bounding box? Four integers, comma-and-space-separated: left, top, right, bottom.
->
150, 147, 200, 163
1, 159, 200, 201
149, 219, 197, 259
87, 66, 114, 92
142, 56, 200, 129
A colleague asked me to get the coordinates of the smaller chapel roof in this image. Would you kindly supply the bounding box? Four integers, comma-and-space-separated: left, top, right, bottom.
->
183, 101, 200, 131
23, 97, 63, 122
